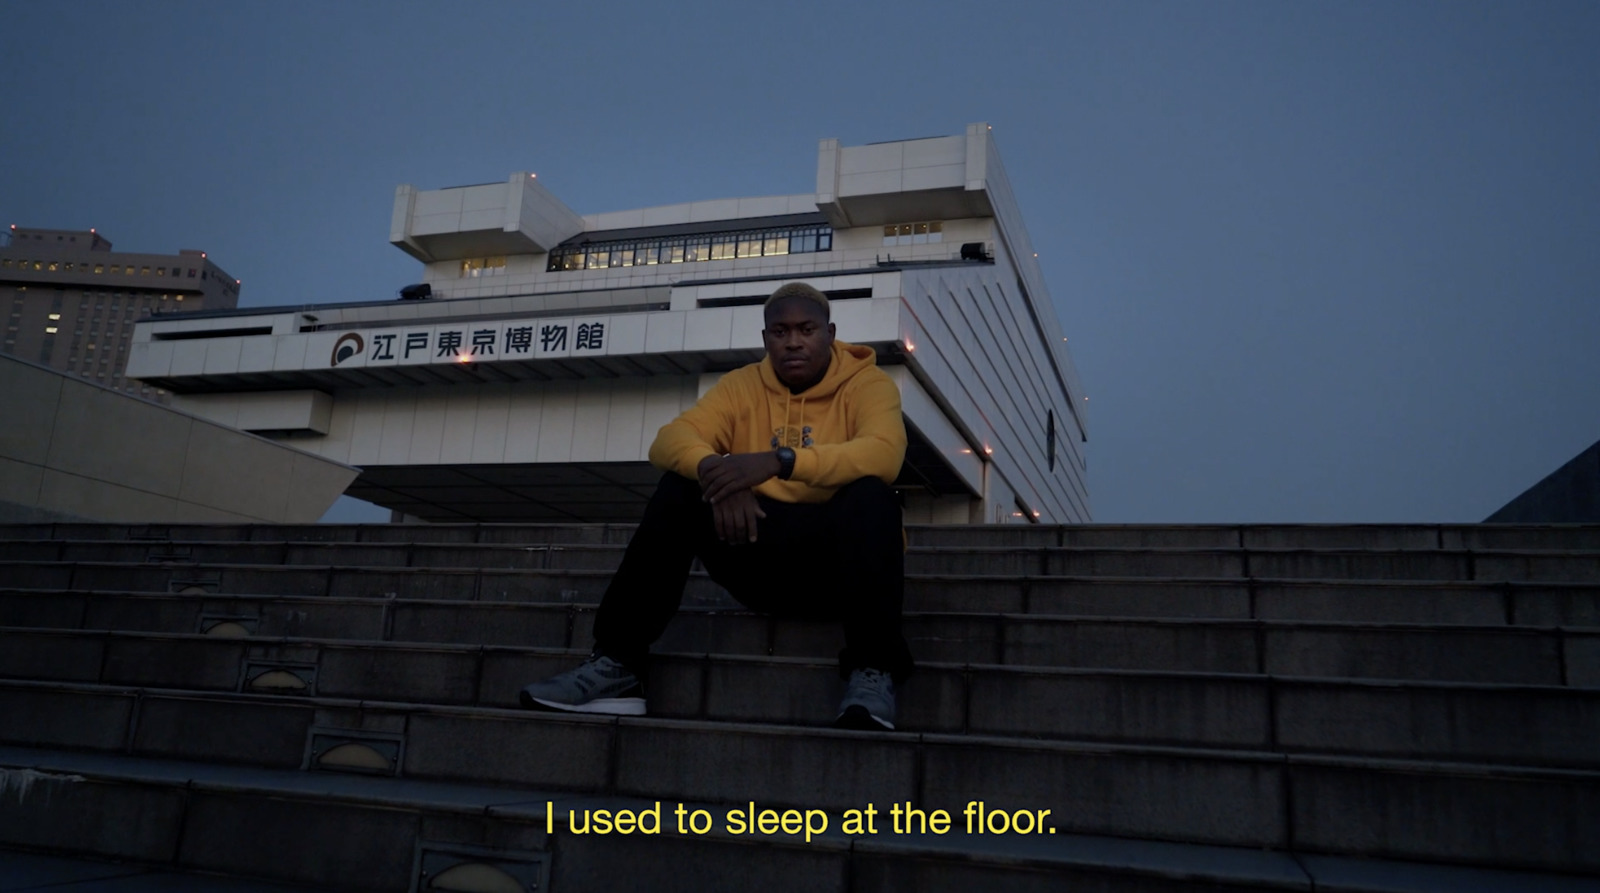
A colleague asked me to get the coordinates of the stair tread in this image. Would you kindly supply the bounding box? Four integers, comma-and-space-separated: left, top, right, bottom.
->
1, 744, 1595, 892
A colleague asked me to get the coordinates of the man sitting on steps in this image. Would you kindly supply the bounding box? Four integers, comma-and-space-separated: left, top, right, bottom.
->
519, 281, 913, 730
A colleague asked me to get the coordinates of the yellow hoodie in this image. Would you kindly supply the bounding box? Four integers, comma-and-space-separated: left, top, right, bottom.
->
648, 340, 907, 503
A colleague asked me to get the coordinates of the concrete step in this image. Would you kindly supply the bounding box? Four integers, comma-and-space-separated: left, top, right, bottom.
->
1, 693, 1597, 873
4, 561, 1600, 628
5, 623, 1599, 766
5, 574, 1598, 638
6, 521, 1600, 551
7, 647, 1600, 768
6, 746, 1597, 893
5, 607, 1596, 690
4, 541, 1599, 581
0, 847, 339, 892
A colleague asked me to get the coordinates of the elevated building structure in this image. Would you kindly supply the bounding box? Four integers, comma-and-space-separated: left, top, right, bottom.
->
125, 124, 1090, 524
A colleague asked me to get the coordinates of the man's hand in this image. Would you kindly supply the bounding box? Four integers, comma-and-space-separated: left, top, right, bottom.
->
697, 452, 782, 504
710, 488, 766, 544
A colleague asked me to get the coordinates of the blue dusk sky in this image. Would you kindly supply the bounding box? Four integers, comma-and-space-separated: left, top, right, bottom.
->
2, 1, 1596, 523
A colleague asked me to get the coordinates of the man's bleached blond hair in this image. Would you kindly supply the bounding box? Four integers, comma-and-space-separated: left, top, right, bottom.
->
764, 282, 830, 319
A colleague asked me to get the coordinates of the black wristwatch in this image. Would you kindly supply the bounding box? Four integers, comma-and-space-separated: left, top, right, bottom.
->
774, 447, 796, 480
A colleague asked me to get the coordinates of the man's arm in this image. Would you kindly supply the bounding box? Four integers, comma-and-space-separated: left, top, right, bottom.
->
647, 375, 741, 480
789, 372, 906, 487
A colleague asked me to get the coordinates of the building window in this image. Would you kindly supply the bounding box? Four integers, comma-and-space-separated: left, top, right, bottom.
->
548, 222, 833, 273
459, 256, 507, 278
187, 268, 196, 277
1046, 409, 1056, 472
883, 221, 943, 246
140, 266, 150, 275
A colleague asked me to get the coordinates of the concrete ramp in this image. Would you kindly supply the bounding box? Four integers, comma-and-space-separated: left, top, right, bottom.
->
0, 354, 357, 523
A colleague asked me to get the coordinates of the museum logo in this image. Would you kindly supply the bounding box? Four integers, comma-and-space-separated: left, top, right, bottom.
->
331, 333, 365, 366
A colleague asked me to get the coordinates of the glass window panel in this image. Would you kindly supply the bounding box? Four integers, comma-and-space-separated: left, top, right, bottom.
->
669, 245, 686, 263
764, 237, 787, 256
818, 232, 832, 250
736, 239, 759, 258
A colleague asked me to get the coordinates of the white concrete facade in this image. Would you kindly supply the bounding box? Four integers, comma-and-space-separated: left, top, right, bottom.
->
126, 125, 1089, 524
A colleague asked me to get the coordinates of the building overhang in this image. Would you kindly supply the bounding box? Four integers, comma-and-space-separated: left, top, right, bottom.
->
390, 174, 585, 263
815, 132, 997, 229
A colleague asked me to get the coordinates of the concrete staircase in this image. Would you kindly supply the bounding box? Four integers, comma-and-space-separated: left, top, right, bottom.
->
1, 522, 1598, 892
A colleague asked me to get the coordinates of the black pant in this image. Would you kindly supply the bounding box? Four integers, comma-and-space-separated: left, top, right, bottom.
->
593, 472, 913, 682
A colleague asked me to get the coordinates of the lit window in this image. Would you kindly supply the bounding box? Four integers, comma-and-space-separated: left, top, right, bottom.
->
47, 313, 60, 320
548, 222, 832, 272
33, 261, 43, 270
175, 295, 183, 301
883, 220, 943, 246
48, 262, 59, 271
157, 267, 165, 276
44, 326, 57, 334
94, 264, 103, 273
140, 266, 150, 275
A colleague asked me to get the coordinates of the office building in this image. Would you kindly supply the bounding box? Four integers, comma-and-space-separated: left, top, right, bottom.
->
0, 226, 240, 400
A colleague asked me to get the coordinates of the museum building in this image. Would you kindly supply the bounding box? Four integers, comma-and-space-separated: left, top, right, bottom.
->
124, 124, 1090, 524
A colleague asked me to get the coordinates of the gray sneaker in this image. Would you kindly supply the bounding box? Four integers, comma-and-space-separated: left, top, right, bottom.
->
835, 668, 896, 731
519, 654, 646, 715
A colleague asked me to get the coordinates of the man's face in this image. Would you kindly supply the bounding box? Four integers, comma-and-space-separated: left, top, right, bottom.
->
762, 297, 835, 390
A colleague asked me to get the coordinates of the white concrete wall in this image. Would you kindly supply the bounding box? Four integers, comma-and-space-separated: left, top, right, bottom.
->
0, 354, 357, 523
286, 376, 702, 468
128, 298, 906, 381
899, 265, 1091, 523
